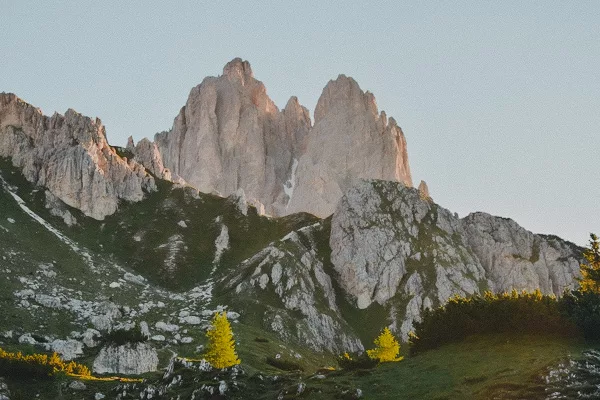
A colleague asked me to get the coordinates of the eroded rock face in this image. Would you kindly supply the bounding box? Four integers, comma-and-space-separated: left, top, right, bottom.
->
0, 93, 156, 220
329, 180, 581, 339
152, 59, 411, 218
92, 342, 159, 375
286, 76, 412, 217
155, 58, 311, 216
132, 138, 173, 181
228, 222, 363, 353
460, 212, 581, 295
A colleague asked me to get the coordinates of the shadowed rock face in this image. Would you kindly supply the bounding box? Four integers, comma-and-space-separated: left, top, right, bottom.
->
152, 58, 412, 218
0, 93, 156, 220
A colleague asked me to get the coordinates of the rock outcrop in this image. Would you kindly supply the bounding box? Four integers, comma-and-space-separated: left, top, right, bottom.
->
329, 180, 581, 339
150, 59, 411, 218
286, 76, 412, 217
227, 222, 364, 353
0, 93, 156, 220
92, 343, 159, 375
154, 58, 311, 216
132, 138, 173, 181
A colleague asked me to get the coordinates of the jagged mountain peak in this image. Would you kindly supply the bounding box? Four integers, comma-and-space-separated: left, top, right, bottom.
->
222, 57, 254, 82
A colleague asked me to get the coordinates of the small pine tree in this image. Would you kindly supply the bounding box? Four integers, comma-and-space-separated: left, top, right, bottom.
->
579, 233, 600, 293
204, 311, 241, 369
366, 327, 403, 363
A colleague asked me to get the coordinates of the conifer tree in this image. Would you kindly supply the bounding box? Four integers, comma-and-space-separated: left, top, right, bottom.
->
366, 327, 403, 362
204, 311, 241, 369
579, 233, 600, 293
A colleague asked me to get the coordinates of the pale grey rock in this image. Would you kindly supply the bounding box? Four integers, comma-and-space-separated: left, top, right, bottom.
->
152, 59, 410, 219
82, 329, 101, 348
34, 293, 61, 308
139, 321, 150, 338
68, 380, 86, 391
132, 138, 173, 181
213, 223, 229, 265
182, 316, 201, 325
0, 93, 156, 220
155, 321, 179, 332
95, 393, 106, 400
287, 76, 412, 217
92, 343, 159, 375
126, 136, 135, 151
90, 301, 123, 331
329, 179, 581, 339
44, 339, 83, 360
18, 333, 36, 345
460, 212, 581, 296
44, 190, 77, 226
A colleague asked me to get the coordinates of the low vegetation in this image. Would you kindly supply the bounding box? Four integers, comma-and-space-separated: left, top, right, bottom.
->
411, 233, 600, 354
105, 326, 148, 346
0, 347, 90, 379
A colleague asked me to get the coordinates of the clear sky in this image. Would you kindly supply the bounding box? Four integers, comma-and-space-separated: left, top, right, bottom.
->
1, 1, 598, 246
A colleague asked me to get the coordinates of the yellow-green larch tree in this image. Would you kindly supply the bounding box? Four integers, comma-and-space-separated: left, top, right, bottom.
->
579, 233, 600, 293
367, 327, 403, 363
204, 311, 241, 369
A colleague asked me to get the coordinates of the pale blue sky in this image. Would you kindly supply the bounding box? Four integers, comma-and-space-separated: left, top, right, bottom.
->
1, 1, 599, 246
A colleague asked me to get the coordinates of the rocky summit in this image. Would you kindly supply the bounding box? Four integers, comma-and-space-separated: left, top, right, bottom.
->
0, 59, 585, 398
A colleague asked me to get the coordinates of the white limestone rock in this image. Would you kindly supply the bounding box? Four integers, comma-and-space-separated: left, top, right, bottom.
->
0, 93, 156, 220
229, 223, 363, 353
329, 179, 582, 339
44, 339, 84, 361
460, 212, 581, 296
92, 343, 159, 375
132, 138, 173, 181
287, 76, 412, 217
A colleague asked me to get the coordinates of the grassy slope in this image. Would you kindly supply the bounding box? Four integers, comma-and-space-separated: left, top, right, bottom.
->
299, 333, 591, 400
2, 333, 590, 399
0, 157, 318, 291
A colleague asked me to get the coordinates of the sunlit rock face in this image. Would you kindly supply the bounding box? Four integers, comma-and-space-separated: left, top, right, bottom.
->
286, 75, 412, 217
153, 59, 412, 218
154, 58, 311, 216
0, 93, 156, 220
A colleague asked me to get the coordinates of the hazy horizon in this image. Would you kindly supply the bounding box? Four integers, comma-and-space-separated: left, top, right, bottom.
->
1, 1, 598, 246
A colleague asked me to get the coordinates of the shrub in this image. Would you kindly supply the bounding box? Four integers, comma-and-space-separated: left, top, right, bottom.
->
410, 290, 575, 354
560, 290, 600, 340
0, 347, 90, 379
105, 326, 148, 346
266, 356, 304, 372
337, 352, 378, 371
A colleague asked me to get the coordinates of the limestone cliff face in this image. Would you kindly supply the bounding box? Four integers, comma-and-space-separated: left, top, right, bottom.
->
152, 59, 411, 218
0, 93, 156, 220
286, 76, 412, 217
329, 180, 581, 339
154, 58, 311, 216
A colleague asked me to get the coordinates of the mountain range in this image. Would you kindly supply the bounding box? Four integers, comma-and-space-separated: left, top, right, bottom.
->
0, 58, 583, 397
